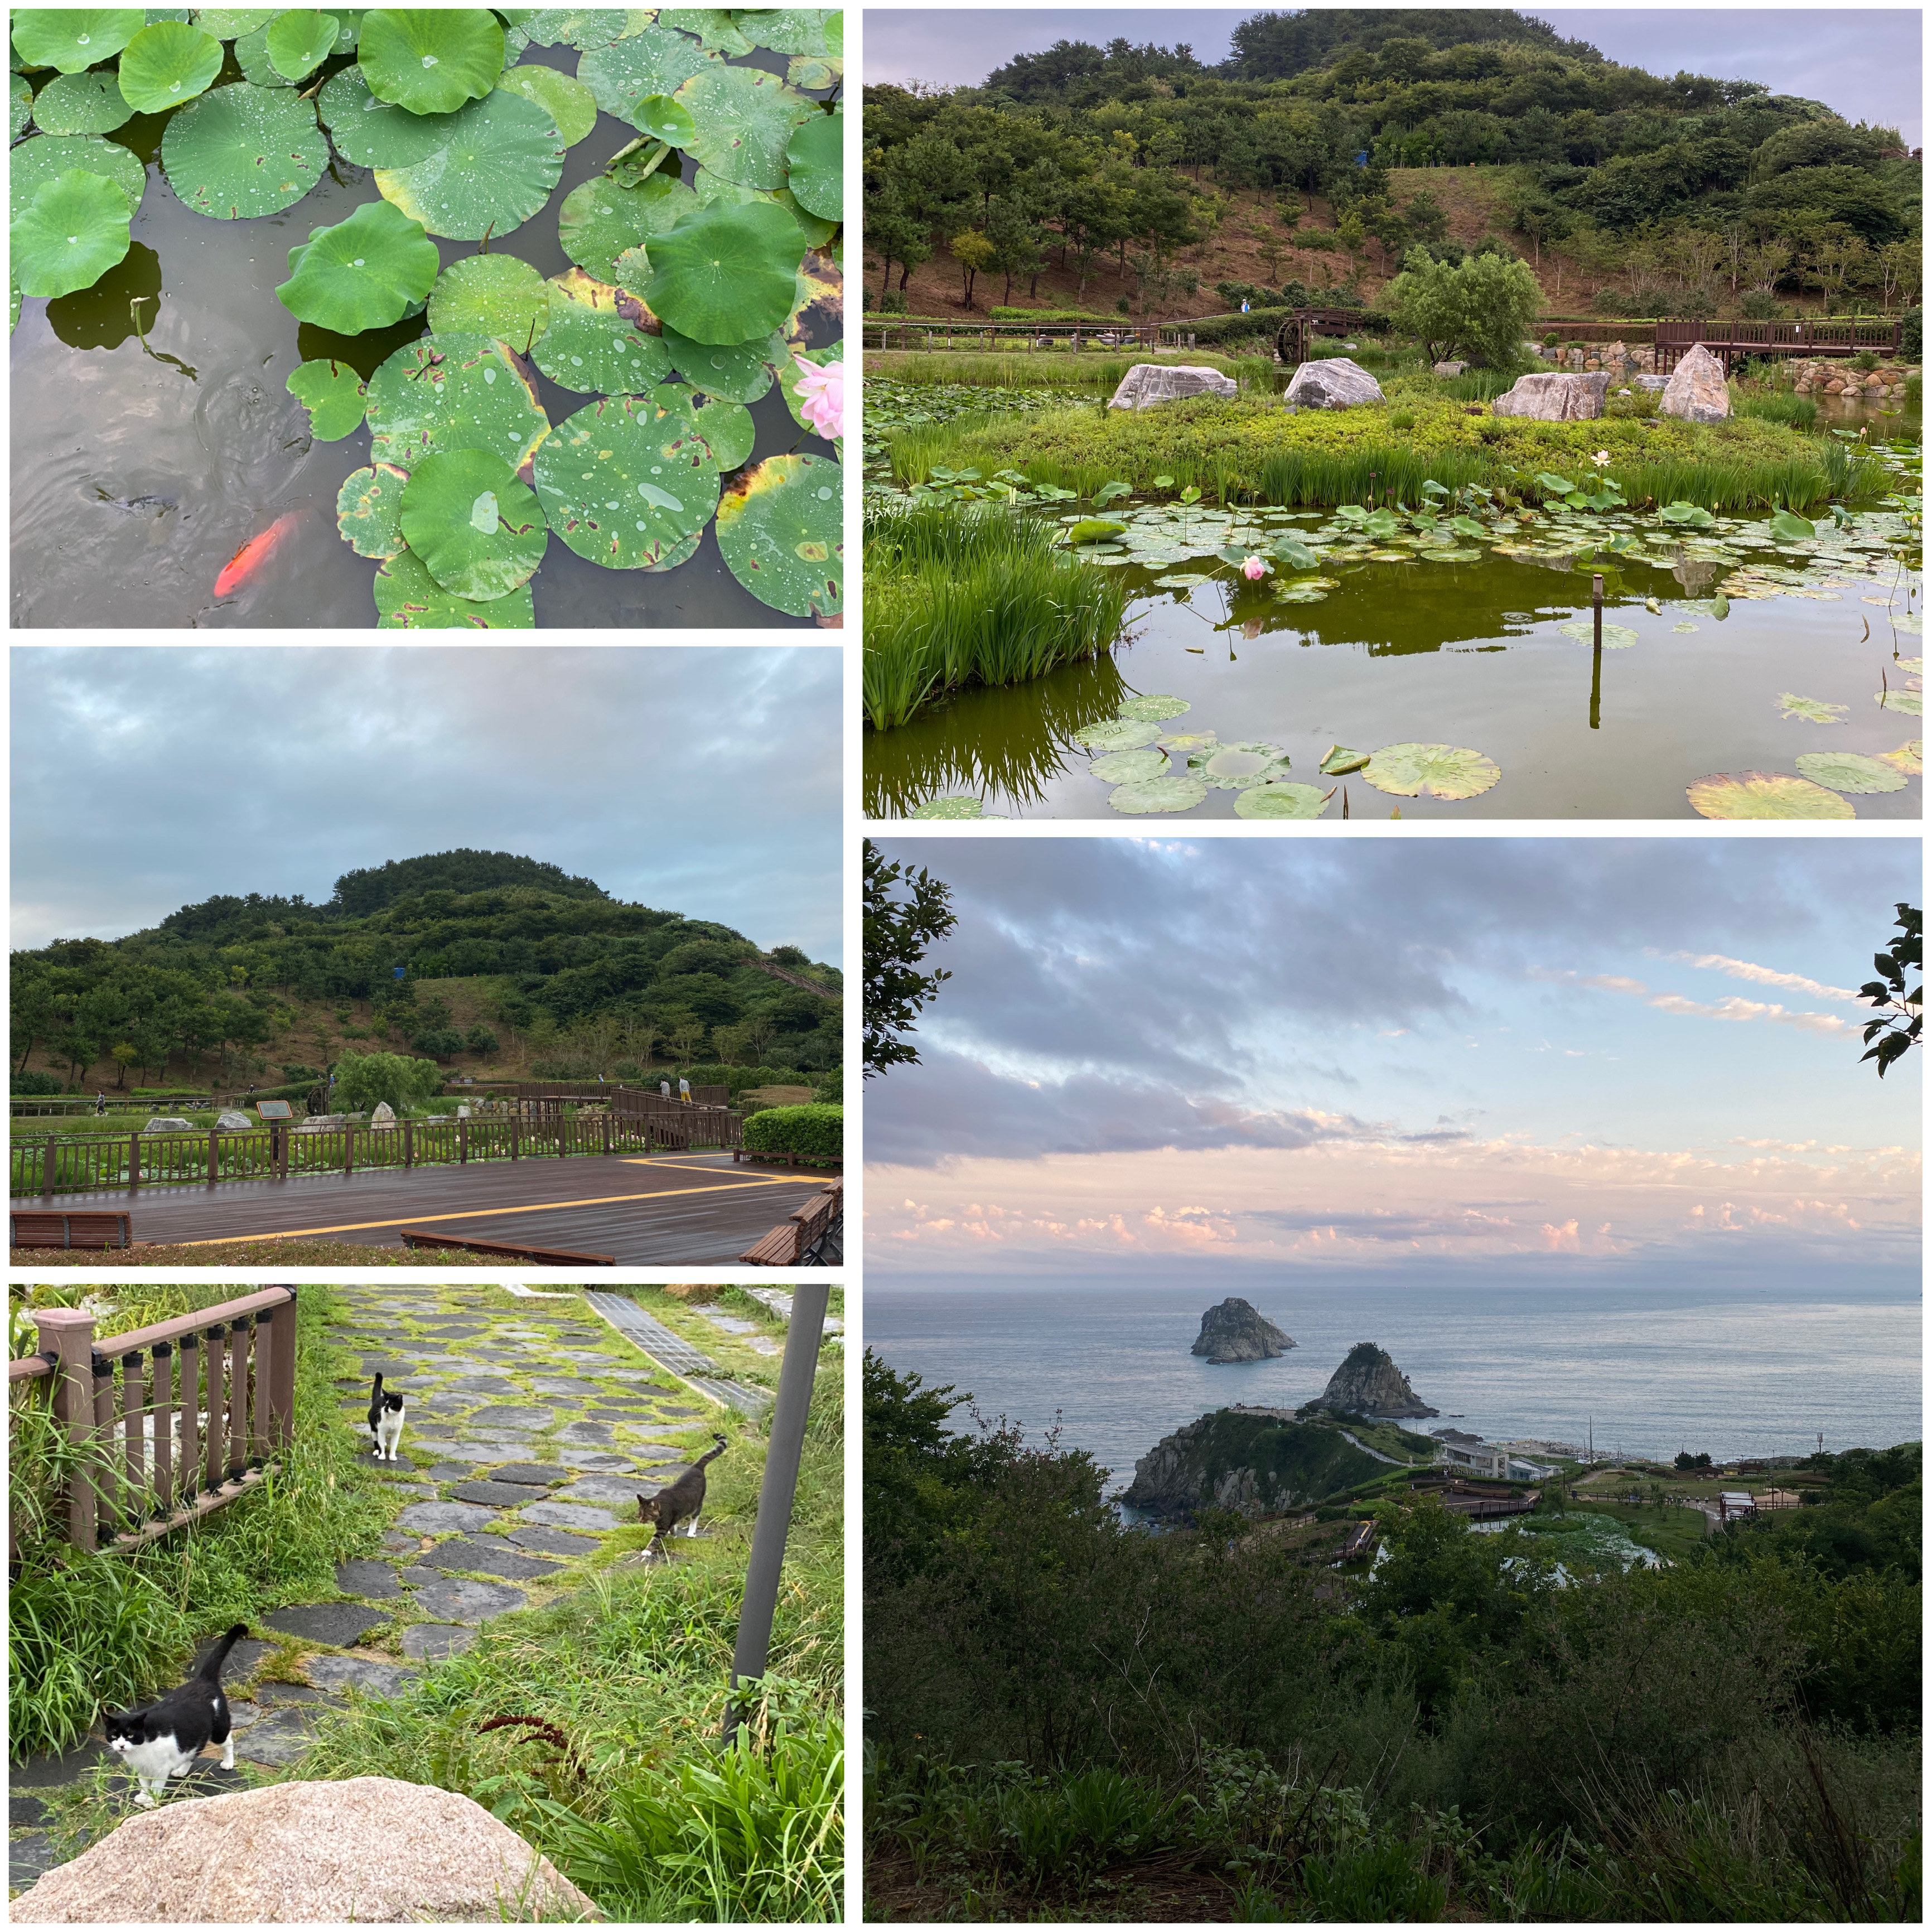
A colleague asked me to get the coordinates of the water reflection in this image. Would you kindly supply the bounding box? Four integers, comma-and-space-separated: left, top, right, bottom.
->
47, 244, 161, 352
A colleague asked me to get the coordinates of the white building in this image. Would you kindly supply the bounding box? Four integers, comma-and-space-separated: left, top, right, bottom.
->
1431, 1428, 1561, 1482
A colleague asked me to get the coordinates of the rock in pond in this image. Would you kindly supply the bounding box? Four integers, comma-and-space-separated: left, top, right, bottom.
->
1310, 1342, 1438, 1419
1284, 356, 1383, 409
1660, 342, 1731, 423
1191, 1296, 1293, 1363
1490, 371, 1610, 421
1108, 363, 1238, 409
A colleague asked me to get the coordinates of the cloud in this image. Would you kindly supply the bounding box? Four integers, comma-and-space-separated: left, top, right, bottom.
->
1537, 967, 1851, 1036
1665, 950, 1858, 1003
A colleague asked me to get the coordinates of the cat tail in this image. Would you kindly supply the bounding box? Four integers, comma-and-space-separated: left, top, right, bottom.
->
196, 1625, 250, 1681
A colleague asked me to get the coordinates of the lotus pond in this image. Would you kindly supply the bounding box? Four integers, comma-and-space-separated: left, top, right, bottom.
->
863, 377, 1922, 821
11, 7, 844, 627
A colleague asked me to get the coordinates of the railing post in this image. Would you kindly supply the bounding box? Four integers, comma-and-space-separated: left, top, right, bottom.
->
152, 1340, 175, 1515
403, 1119, 413, 1171
36, 1308, 98, 1552
91, 1348, 117, 1543
226, 1323, 247, 1480
265, 1289, 297, 1453
42, 1133, 56, 1200
178, 1334, 201, 1501
122, 1349, 147, 1531
344, 1123, 354, 1177
511, 1115, 520, 1161
128, 1131, 140, 1192
203, 1324, 226, 1495
458, 1117, 468, 1163
207, 1126, 219, 1187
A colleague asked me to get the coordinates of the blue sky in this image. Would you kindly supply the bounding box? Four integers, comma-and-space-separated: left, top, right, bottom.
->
11, 647, 844, 967
864, 8, 1924, 147
864, 837, 1922, 1288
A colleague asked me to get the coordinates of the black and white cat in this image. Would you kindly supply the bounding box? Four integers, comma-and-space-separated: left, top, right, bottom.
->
366, 1373, 406, 1462
637, 1433, 728, 1556
103, 1624, 248, 1807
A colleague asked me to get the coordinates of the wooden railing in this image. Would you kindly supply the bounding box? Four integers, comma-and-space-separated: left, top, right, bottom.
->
8, 1288, 297, 1558
1655, 317, 1905, 368
11, 1109, 744, 1197
863, 320, 1191, 352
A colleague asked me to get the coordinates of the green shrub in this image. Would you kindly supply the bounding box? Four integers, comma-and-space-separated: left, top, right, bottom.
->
878, 288, 907, 315
1901, 307, 1922, 360
12, 1072, 64, 1095
1384, 247, 1543, 369
813, 1064, 842, 1106
989, 306, 1114, 324
742, 1104, 842, 1167
1852, 349, 1881, 373
1739, 289, 1786, 320
1736, 392, 1819, 429
331, 1050, 443, 1116
1187, 306, 1291, 346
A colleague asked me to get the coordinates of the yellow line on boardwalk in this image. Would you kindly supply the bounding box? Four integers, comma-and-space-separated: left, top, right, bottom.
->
176, 1173, 820, 1246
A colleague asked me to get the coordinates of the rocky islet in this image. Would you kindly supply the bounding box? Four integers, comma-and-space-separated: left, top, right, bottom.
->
1191, 1296, 1295, 1363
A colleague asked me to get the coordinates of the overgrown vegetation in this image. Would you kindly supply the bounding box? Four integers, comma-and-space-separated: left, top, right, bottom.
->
741, 1102, 844, 1167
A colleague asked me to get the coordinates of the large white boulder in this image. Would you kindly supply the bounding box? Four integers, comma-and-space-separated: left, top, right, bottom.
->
1490, 371, 1611, 421
369, 1100, 397, 1129
9, 1776, 600, 1923
1107, 363, 1237, 409
1284, 356, 1383, 409
1660, 342, 1731, 423
140, 1117, 195, 1134
213, 1111, 252, 1132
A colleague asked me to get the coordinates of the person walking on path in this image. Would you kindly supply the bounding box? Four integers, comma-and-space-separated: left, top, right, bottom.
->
678, 1076, 691, 1104
95, 1091, 107, 1116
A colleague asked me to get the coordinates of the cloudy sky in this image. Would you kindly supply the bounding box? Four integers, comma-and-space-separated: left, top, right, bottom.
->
11, 646, 844, 965
865, 837, 1922, 1291
865, 8, 1923, 147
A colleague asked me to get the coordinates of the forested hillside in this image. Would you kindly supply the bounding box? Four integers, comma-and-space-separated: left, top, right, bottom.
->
11, 849, 841, 1092
864, 6, 1920, 323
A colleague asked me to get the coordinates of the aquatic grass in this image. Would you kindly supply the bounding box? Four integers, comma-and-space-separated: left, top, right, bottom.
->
1438, 367, 1521, 402
1736, 392, 1820, 430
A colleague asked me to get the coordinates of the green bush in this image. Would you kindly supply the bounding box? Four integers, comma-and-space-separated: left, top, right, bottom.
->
813, 1064, 842, 1106
989, 306, 1114, 324
742, 1104, 842, 1167
1739, 289, 1786, 320
1189, 305, 1292, 346
1901, 307, 1922, 360
11, 1072, 64, 1095
331, 1050, 444, 1117
1384, 247, 1543, 369
878, 288, 907, 315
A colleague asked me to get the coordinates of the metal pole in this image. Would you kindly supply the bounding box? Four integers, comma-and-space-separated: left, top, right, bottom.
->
723, 1281, 830, 1740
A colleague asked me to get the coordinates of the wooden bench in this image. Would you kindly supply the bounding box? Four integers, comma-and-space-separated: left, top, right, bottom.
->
395, 1230, 615, 1265
11, 1209, 134, 1250
740, 1183, 843, 1266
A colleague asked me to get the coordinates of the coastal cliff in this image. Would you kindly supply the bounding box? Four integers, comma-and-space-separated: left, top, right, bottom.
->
1119, 1405, 1384, 1519
1191, 1297, 1295, 1363
1310, 1342, 1439, 1419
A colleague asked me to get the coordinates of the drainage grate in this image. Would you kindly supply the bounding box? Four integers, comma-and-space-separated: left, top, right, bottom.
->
581, 1293, 768, 1411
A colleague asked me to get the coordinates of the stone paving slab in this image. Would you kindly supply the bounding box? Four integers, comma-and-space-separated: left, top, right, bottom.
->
449, 1479, 552, 1509
550, 1447, 636, 1471
554, 1474, 653, 1506
254, 1683, 340, 1707
11, 1833, 55, 1887
10, 1792, 48, 1827
262, 1602, 391, 1648
557, 1420, 616, 1444
491, 1462, 569, 1485
419, 1539, 562, 1582
379, 1528, 420, 1555
394, 1500, 500, 1534
444, 1376, 523, 1395
529, 1376, 609, 1395
304, 1654, 418, 1699
400, 1623, 476, 1661
506, 1525, 602, 1557
470, 1405, 561, 1432
334, 1559, 404, 1598
402, 1576, 529, 1624
234, 1708, 318, 1767
407, 1439, 538, 1462
423, 1462, 479, 1481
517, 1500, 623, 1531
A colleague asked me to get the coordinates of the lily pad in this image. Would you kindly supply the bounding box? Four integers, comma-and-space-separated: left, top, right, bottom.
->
673, 63, 813, 190
1117, 694, 1188, 722
494, 61, 596, 145
1557, 619, 1639, 650
515, 7, 638, 51
659, 8, 754, 54
357, 7, 504, 115
31, 70, 133, 134
193, 9, 278, 36
317, 63, 471, 168
1154, 572, 1213, 588
690, 165, 835, 247
1767, 508, 1816, 542
277, 198, 439, 333
659, 324, 780, 402
533, 392, 720, 568
115, 20, 222, 112
373, 545, 535, 627
1658, 501, 1716, 528
365, 331, 550, 474
336, 461, 409, 557
1362, 743, 1501, 800
399, 447, 547, 600
576, 24, 717, 117
1066, 518, 1126, 546
1271, 535, 1320, 569
787, 52, 840, 90
735, 9, 838, 55
1072, 718, 1161, 754
1318, 745, 1368, 775
1109, 773, 1208, 815
683, 390, 754, 468
1196, 742, 1291, 790
265, 8, 337, 80
712, 451, 841, 616
557, 170, 696, 285
1776, 693, 1849, 724
1088, 746, 1167, 783
10, 10, 144, 73
1272, 583, 1330, 604
9, 134, 144, 220
785, 107, 840, 222
1879, 740, 1923, 775
1685, 771, 1855, 820
375, 89, 564, 242
1876, 687, 1924, 715
1234, 781, 1332, 819
1794, 751, 1907, 795
530, 270, 671, 393
286, 357, 368, 439
632, 91, 696, 145
427, 252, 550, 346
636, 197, 804, 345
909, 796, 990, 820
162, 83, 328, 219
11, 169, 132, 298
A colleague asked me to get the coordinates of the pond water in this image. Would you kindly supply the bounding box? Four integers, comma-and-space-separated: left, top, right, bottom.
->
864, 379, 1922, 822
11, 41, 840, 630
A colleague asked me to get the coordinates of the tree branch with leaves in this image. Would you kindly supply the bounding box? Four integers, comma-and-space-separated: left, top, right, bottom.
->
1858, 903, 1920, 1078
863, 841, 956, 1079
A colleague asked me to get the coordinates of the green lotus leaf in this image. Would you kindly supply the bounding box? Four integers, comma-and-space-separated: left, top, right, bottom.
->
736, 9, 838, 56
1197, 742, 1291, 790
682, 389, 754, 469
32, 70, 134, 133
1658, 501, 1715, 528
194, 9, 278, 37
788, 53, 841, 89
530, 268, 672, 394
689, 165, 837, 248
11, 10, 144, 73
712, 451, 840, 616
1089, 745, 1167, 783
116, 21, 223, 112
11, 74, 32, 139
374, 89, 562, 241
638, 197, 804, 345
427, 252, 549, 345
1776, 692, 1849, 724
557, 170, 696, 284
277, 198, 438, 331
576, 25, 716, 117
398, 447, 547, 600
9, 269, 18, 335
658, 8, 752, 54
1066, 518, 1126, 546
1362, 742, 1501, 800
1362, 509, 1402, 539
660, 323, 780, 402
1768, 508, 1816, 542
515, 7, 636, 51
1879, 739, 1923, 775
632, 91, 695, 145
784, 244, 840, 351
784, 107, 841, 222
161, 83, 327, 218
357, 8, 503, 114
1072, 718, 1161, 754
1557, 619, 1639, 650
317, 64, 471, 167
329, 10, 364, 51
1234, 781, 1332, 819
336, 460, 409, 556
1875, 687, 1923, 714
232, 20, 297, 86
287, 356, 368, 439
533, 392, 721, 569
366, 331, 549, 474
908, 796, 991, 820
494, 61, 595, 144
1270, 534, 1320, 569
11, 169, 132, 297
262, 8, 337, 80
1534, 472, 1574, 496
1793, 750, 1907, 795
672, 64, 813, 191
1117, 694, 1189, 722
1273, 583, 1329, 603
9, 133, 144, 219
1110, 773, 1208, 815
1320, 745, 1369, 775
374, 545, 535, 626
1685, 771, 1854, 820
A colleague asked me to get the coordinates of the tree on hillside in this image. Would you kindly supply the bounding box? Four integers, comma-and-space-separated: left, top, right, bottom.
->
949, 229, 994, 307
863, 841, 955, 1079
1383, 246, 1542, 366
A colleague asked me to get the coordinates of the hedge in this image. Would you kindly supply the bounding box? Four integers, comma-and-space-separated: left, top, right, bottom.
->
742, 1104, 843, 1167
11, 1073, 64, 1095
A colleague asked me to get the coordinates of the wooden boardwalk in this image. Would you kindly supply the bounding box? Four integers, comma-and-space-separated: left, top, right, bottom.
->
35, 1153, 827, 1264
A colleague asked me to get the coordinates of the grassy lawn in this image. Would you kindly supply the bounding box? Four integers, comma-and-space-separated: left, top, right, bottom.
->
1584, 1499, 1714, 1564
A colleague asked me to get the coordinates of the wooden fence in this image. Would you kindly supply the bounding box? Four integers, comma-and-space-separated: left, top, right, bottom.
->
11, 1109, 744, 1199
8, 1287, 297, 1559
1655, 316, 1905, 370
863, 320, 1192, 353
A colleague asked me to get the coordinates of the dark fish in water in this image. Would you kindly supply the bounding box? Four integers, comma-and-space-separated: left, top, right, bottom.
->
93, 489, 177, 515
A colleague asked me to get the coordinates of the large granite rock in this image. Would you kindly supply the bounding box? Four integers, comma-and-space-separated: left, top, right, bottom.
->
369, 1102, 397, 1129
1433, 360, 1468, 376
1108, 363, 1238, 410
1311, 1342, 1438, 1419
214, 1112, 252, 1132
1660, 342, 1731, 423
7, 1776, 596, 1923
1284, 356, 1383, 409
141, 1118, 196, 1134
1191, 1297, 1293, 1364
1490, 371, 1610, 421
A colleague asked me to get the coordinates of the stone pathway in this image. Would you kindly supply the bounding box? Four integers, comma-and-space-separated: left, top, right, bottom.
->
581, 1291, 771, 1413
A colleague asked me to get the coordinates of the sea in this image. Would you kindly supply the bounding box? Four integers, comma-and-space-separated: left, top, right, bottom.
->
866, 1277, 1923, 1493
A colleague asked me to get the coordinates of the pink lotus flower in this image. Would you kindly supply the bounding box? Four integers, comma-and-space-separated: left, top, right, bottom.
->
793, 357, 844, 441
1242, 554, 1266, 580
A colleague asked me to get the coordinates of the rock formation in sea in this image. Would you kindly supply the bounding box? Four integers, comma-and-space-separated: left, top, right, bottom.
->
1191, 1297, 1294, 1363
1310, 1342, 1439, 1419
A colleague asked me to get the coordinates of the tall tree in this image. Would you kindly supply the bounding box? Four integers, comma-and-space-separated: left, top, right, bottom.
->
863, 842, 956, 1079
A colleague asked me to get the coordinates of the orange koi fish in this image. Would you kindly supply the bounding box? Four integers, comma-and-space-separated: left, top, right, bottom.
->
213, 511, 301, 596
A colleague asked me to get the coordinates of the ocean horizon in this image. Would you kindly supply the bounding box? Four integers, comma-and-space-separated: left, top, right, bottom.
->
867, 1277, 1922, 1490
